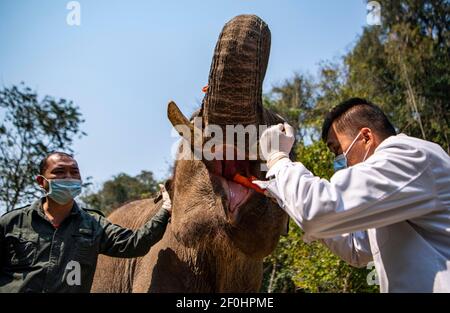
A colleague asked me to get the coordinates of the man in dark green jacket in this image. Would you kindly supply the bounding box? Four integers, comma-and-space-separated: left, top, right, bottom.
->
0, 152, 171, 292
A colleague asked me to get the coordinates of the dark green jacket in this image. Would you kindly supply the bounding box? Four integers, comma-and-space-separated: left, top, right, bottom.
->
0, 197, 170, 293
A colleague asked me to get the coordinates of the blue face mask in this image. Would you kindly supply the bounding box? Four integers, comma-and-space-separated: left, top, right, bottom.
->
333, 131, 369, 172
333, 153, 348, 172
40, 176, 82, 204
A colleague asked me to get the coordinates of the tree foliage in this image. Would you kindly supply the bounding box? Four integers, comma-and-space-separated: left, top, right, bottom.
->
81, 170, 160, 216
263, 73, 315, 143
318, 0, 450, 152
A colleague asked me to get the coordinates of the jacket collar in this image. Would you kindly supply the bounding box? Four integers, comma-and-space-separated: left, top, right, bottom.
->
374, 133, 407, 153
31, 197, 81, 219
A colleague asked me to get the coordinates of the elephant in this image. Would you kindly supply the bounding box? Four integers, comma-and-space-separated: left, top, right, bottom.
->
91, 14, 290, 293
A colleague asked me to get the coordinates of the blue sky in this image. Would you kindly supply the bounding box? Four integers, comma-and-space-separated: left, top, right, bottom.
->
0, 0, 368, 190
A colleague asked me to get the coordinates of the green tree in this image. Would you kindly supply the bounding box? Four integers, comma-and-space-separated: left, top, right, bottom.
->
317, 0, 450, 151
81, 170, 159, 216
0, 83, 85, 212
263, 73, 316, 143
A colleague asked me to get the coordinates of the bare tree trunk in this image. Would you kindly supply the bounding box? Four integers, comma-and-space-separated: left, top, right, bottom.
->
343, 271, 351, 293
267, 259, 277, 293
400, 59, 427, 140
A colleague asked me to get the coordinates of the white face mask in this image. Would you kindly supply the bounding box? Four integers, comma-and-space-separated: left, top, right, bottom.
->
333, 132, 371, 172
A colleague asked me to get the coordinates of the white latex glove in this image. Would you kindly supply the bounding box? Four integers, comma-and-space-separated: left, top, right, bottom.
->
159, 184, 172, 214
259, 122, 295, 169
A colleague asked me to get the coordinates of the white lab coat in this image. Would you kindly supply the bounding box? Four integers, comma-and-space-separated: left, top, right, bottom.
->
262, 134, 450, 292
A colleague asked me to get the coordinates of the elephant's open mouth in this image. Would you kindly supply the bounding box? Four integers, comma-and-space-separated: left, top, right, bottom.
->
207, 145, 260, 219
211, 159, 254, 212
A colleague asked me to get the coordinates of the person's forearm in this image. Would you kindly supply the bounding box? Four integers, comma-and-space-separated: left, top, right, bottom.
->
320, 232, 373, 268
101, 207, 170, 257
264, 155, 436, 241
264, 159, 341, 234
129, 207, 170, 255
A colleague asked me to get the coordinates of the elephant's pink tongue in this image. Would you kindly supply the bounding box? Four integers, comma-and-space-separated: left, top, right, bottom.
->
227, 180, 249, 212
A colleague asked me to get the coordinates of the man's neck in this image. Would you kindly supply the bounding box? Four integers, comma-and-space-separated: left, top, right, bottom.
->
42, 197, 74, 227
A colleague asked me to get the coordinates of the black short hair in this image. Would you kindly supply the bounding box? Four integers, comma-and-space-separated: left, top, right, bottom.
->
321, 98, 396, 142
39, 151, 74, 175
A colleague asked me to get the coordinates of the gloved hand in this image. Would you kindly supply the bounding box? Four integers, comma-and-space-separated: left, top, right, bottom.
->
159, 184, 172, 214
259, 122, 295, 169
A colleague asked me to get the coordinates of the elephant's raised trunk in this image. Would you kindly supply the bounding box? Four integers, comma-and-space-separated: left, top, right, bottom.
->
202, 14, 271, 127
167, 15, 281, 163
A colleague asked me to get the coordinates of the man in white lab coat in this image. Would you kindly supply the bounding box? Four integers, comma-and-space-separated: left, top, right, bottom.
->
255, 98, 450, 292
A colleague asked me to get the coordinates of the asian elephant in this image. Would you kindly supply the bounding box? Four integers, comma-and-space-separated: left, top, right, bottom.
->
91, 14, 290, 293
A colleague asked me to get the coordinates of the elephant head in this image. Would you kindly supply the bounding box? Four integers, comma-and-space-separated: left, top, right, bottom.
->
91, 14, 290, 293
167, 15, 288, 260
